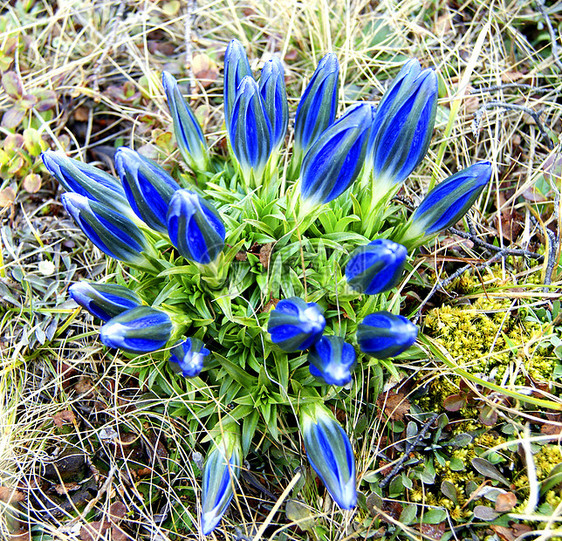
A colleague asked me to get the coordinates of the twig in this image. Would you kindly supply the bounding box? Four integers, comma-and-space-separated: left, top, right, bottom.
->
233, 529, 252, 541
470, 83, 553, 95
448, 227, 544, 261
536, 0, 562, 72
252, 469, 303, 541
241, 468, 276, 501
473, 100, 554, 149
413, 252, 505, 323
543, 227, 557, 288
184, 0, 197, 96
379, 414, 438, 489
530, 215, 558, 288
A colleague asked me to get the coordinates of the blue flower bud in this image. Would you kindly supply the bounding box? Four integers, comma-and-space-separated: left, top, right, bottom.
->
162, 71, 208, 172
166, 189, 226, 264
300, 103, 374, 204
410, 161, 492, 237
69, 282, 142, 321
370, 59, 422, 137
100, 306, 172, 353
169, 338, 210, 378
267, 297, 325, 352
61, 193, 149, 265
228, 75, 273, 182
201, 429, 242, 535
223, 39, 253, 131
300, 404, 356, 510
259, 57, 288, 151
115, 147, 180, 234
357, 311, 418, 359
369, 62, 438, 187
345, 239, 407, 295
308, 336, 356, 386
294, 53, 339, 161
42, 150, 131, 215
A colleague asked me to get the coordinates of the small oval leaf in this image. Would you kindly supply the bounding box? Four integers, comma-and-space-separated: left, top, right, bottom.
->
471, 457, 510, 486
2, 71, 23, 99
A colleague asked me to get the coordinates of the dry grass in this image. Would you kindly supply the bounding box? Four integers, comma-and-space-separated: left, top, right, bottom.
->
1, 0, 561, 539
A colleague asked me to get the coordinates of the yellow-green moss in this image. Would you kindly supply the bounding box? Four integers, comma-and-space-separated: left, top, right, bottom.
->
535, 445, 562, 481
423, 291, 555, 391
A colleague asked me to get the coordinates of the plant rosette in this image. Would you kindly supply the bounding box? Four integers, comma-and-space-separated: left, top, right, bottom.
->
43, 39, 492, 535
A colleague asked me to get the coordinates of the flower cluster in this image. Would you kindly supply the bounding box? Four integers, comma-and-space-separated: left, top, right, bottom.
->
43, 39, 492, 535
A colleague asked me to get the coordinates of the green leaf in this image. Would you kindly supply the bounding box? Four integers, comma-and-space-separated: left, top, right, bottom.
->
449, 457, 465, 471
242, 409, 259, 455
440, 480, 457, 503
214, 353, 254, 389
2, 71, 23, 99
274, 351, 289, 390
422, 507, 447, 524
471, 457, 510, 486
388, 474, 405, 497
399, 504, 417, 525
2, 105, 25, 129
285, 500, 315, 532
540, 462, 562, 495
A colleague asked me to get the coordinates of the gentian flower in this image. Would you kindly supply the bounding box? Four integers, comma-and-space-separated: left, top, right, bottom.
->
69, 282, 142, 321
300, 403, 356, 510
369, 61, 438, 190
259, 57, 288, 151
162, 71, 208, 172
166, 189, 226, 264
267, 297, 325, 352
308, 336, 356, 386
345, 239, 407, 295
293, 53, 339, 163
228, 75, 273, 182
61, 193, 149, 265
100, 306, 172, 353
300, 103, 374, 204
223, 39, 253, 131
370, 59, 422, 137
42, 150, 131, 216
115, 147, 180, 234
201, 429, 242, 535
408, 161, 492, 238
169, 338, 210, 378
357, 311, 418, 359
